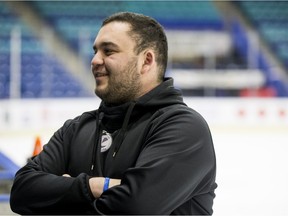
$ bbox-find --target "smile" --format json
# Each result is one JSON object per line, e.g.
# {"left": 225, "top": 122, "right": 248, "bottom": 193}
{"left": 94, "top": 72, "right": 108, "bottom": 77}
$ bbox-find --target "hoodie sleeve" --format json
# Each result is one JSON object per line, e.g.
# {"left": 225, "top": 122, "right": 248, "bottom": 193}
{"left": 94, "top": 107, "right": 217, "bottom": 215}
{"left": 9, "top": 118, "right": 95, "bottom": 215}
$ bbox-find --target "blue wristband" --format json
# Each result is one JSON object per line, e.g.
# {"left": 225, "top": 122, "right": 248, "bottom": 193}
{"left": 103, "top": 177, "right": 110, "bottom": 192}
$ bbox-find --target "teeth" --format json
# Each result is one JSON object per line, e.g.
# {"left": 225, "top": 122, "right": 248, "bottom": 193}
{"left": 95, "top": 73, "right": 107, "bottom": 77}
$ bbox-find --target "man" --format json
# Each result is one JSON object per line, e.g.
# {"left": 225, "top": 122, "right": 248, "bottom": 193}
{"left": 10, "top": 12, "right": 217, "bottom": 215}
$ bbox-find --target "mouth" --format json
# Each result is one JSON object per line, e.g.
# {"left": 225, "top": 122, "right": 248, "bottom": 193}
{"left": 95, "top": 73, "right": 107, "bottom": 77}
{"left": 94, "top": 72, "right": 109, "bottom": 78}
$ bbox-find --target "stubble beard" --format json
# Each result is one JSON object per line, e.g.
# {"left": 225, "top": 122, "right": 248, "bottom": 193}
{"left": 95, "top": 59, "right": 141, "bottom": 104}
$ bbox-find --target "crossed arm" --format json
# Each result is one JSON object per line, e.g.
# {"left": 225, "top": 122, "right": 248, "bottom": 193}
{"left": 63, "top": 174, "right": 121, "bottom": 198}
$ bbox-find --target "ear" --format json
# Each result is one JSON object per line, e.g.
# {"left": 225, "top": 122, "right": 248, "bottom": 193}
{"left": 141, "top": 50, "right": 155, "bottom": 74}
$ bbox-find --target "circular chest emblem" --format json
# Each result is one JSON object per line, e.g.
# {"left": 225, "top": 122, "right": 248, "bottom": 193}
{"left": 101, "top": 130, "right": 112, "bottom": 152}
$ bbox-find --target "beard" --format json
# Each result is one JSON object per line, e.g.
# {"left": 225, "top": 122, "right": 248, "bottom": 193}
{"left": 95, "top": 58, "right": 141, "bottom": 104}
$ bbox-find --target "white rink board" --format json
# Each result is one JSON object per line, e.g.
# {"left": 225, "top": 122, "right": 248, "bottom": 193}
{"left": 0, "top": 97, "right": 288, "bottom": 216}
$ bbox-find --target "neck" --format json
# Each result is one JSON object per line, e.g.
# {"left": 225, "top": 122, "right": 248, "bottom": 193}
{"left": 138, "top": 79, "right": 162, "bottom": 99}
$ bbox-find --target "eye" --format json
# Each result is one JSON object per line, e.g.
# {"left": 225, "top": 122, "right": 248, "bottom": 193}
{"left": 104, "top": 48, "right": 114, "bottom": 55}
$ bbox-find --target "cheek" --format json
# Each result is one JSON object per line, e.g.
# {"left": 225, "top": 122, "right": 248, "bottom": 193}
{"left": 105, "top": 56, "right": 122, "bottom": 70}
{"left": 106, "top": 57, "right": 126, "bottom": 72}
{"left": 106, "top": 54, "right": 139, "bottom": 75}
{"left": 103, "top": 60, "right": 117, "bottom": 76}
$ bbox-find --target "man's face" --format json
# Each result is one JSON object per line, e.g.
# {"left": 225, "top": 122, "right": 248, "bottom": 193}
{"left": 91, "top": 21, "right": 142, "bottom": 104}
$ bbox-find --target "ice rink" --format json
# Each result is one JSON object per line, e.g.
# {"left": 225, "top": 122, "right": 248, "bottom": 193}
{"left": 1, "top": 97, "right": 287, "bottom": 215}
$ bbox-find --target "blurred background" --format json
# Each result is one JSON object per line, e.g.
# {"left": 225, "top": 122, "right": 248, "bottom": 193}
{"left": 0, "top": 1, "right": 287, "bottom": 215}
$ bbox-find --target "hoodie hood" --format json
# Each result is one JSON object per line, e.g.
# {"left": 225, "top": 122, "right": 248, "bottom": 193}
{"left": 98, "top": 77, "right": 185, "bottom": 132}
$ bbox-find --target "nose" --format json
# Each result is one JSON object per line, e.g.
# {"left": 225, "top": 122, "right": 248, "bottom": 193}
{"left": 91, "top": 52, "right": 104, "bottom": 68}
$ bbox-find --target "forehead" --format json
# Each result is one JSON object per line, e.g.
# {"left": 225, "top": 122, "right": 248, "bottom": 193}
{"left": 94, "top": 22, "right": 134, "bottom": 49}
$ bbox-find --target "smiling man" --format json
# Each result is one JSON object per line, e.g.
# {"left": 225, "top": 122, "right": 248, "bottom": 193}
{"left": 92, "top": 22, "right": 142, "bottom": 104}
{"left": 10, "top": 12, "right": 217, "bottom": 215}
{"left": 92, "top": 16, "right": 164, "bottom": 104}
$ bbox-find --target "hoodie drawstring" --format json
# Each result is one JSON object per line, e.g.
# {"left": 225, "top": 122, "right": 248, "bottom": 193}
{"left": 90, "top": 111, "right": 104, "bottom": 175}
{"left": 112, "top": 101, "right": 136, "bottom": 157}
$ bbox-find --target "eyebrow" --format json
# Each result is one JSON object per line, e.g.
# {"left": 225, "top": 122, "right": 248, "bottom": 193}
{"left": 93, "top": 42, "right": 120, "bottom": 51}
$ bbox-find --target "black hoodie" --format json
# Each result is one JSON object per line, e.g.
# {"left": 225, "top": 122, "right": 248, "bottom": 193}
{"left": 10, "top": 78, "right": 217, "bottom": 215}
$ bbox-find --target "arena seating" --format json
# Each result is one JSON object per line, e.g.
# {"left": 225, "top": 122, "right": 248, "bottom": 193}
{"left": 0, "top": 2, "right": 91, "bottom": 98}
{"left": 1, "top": 1, "right": 225, "bottom": 99}
{"left": 1, "top": 1, "right": 287, "bottom": 98}
{"left": 235, "top": 1, "right": 288, "bottom": 72}
{"left": 29, "top": 1, "right": 224, "bottom": 63}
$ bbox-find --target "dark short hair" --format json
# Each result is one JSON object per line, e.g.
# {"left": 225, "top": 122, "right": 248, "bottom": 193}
{"left": 102, "top": 12, "right": 168, "bottom": 81}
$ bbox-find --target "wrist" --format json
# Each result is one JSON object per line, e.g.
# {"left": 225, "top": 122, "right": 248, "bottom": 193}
{"left": 89, "top": 177, "right": 104, "bottom": 198}
{"left": 103, "top": 177, "right": 110, "bottom": 192}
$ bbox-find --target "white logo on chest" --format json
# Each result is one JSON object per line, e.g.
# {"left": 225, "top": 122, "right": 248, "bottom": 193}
{"left": 101, "top": 130, "right": 112, "bottom": 152}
